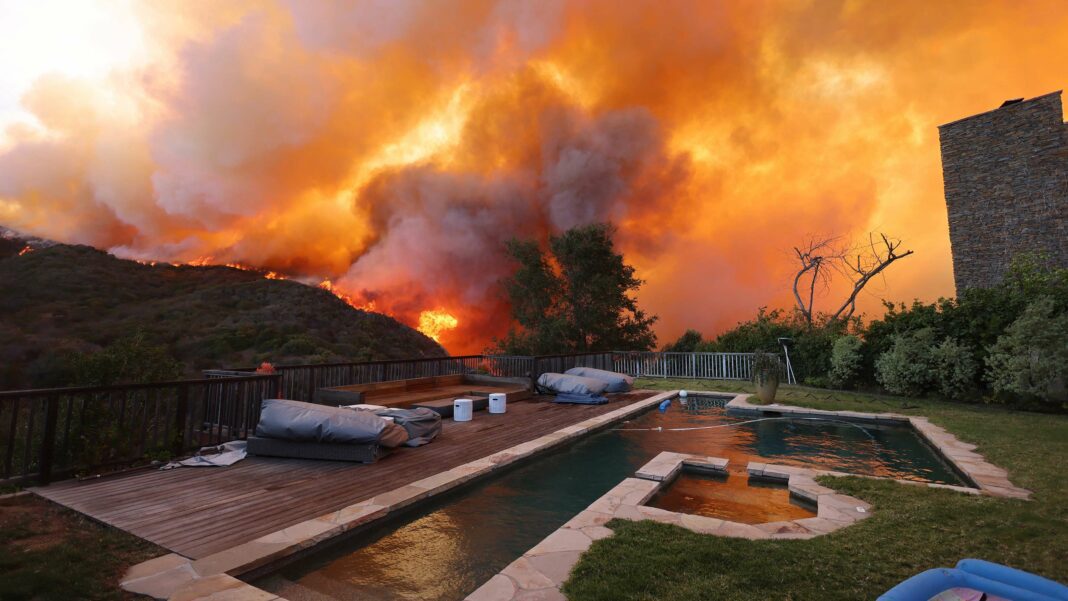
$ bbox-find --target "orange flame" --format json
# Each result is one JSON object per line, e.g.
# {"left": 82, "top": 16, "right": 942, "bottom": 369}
{"left": 17, "top": 245, "right": 33, "bottom": 256}
{"left": 318, "top": 278, "right": 376, "bottom": 312}
{"left": 417, "top": 309, "right": 459, "bottom": 343}
{"left": 1, "top": 2, "right": 1065, "bottom": 354}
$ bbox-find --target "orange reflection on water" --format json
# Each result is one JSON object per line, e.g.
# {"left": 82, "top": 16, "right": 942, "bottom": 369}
{"left": 649, "top": 472, "right": 816, "bottom": 524}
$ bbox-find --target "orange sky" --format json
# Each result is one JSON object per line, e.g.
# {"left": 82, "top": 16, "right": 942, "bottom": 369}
{"left": 1, "top": 0, "right": 1066, "bottom": 353}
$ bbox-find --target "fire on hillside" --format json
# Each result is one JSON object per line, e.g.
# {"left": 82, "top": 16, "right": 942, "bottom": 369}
{"left": 1, "top": 2, "right": 1064, "bottom": 353}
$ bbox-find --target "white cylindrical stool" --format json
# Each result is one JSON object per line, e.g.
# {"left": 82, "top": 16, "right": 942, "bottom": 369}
{"left": 488, "top": 393, "right": 507, "bottom": 414}
{"left": 453, "top": 398, "right": 474, "bottom": 422}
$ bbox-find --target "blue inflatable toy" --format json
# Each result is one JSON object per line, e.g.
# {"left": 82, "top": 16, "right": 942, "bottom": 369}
{"left": 878, "top": 559, "right": 1068, "bottom": 601}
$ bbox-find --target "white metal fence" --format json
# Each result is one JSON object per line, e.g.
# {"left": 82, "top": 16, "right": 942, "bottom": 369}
{"left": 611, "top": 351, "right": 795, "bottom": 384}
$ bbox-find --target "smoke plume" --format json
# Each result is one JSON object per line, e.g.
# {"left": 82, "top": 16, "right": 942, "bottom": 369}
{"left": 1, "top": 0, "right": 1065, "bottom": 351}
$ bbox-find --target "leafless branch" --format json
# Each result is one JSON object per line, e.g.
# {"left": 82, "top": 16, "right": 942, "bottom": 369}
{"left": 829, "top": 233, "right": 914, "bottom": 322}
{"left": 791, "top": 236, "right": 842, "bottom": 325}
{"left": 790, "top": 232, "right": 913, "bottom": 325}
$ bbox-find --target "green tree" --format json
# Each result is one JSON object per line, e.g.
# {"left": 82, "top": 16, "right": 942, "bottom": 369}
{"left": 664, "top": 329, "right": 704, "bottom": 352}
{"left": 493, "top": 223, "right": 657, "bottom": 354}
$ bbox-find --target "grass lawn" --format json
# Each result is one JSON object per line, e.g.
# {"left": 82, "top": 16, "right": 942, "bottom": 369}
{"left": 0, "top": 493, "right": 163, "bottom": 600}
{"left": 563, "top": 379, "right": 1068, "bottom": 600}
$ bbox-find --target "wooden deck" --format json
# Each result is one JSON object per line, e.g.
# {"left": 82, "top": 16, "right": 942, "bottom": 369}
{"left": 33, "top": 393, "right": 654, "bottom": 559}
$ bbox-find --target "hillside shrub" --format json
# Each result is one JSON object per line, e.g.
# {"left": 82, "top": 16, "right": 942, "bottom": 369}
{"left": 828, "top": 335, "right": 864, "bottom": 389}
{"left": 986, "top": 296, "right": 1068, "bottom": 407}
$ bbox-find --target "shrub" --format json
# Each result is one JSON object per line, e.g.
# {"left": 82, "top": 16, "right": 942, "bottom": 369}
{"left": 931, "top": 338, "right": 977, "bottom": 400}
{"left": 875, "top": 328, "right": 937, "bottom": 396}
{"left": 71, "top": 333, "right": 182, "bottom": 386}
{"left": 828, "top": 335, "right": 864, "bottom": 389}
{"left": 700, "top": 308, "right": 848, "bottom": 383}
{"left": 986, "top": 296, "right": 1068, "bottom": 406}
{"left": 279, "top": 334, "right": 320, "bottom": 356}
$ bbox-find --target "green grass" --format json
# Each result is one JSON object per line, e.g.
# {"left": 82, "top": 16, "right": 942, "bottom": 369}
{"left": 0, "top": 494, "right": 162, "bottom": 600}
{"left": 562, "top": 378, "right": 1068, "bottom": 600}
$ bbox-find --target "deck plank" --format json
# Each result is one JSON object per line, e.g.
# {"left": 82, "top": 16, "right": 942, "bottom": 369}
{"left": 34, "top": 393, "right": 654, "bottom": 559}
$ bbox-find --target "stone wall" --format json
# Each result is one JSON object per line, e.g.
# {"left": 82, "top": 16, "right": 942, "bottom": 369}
{"left": 938, "top": 91, "right": 1068, "bottom": 292}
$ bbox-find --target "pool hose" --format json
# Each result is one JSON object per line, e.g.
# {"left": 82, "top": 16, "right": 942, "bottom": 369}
{"left": 612, "top": 416, "right": 878, "bottom": 440}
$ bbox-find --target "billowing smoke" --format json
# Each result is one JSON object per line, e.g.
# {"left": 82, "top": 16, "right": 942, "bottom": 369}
{"left": 1, "top": 1, "right": 1066, "bottom": 351}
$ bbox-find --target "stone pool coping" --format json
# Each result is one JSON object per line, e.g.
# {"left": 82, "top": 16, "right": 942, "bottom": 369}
{"left": 465, "top": 393, "right": 1033, "bottom": 601}
{"left": 467, "top": 452, "right": 876, "bottom": 601}
{"left": 724, "top": 394, "right": 1031, "bottom": 499}
{"left": 118, "top": 390, "right": 678, "bottom": 600}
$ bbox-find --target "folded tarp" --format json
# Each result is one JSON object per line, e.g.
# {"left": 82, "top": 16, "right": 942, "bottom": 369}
{"left": 537, "top": 372, "right": 609, "bottom": 396}
{"left": 256, "top": 398, "right": 389, "bottom": 444}
{"left": 553, "top": 392, "right": 609, "bottom": 405}
{"left": 564, "top": 367, "right": 634, "bottom": 392}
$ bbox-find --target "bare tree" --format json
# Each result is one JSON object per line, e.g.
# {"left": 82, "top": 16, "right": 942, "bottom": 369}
{"left": 791, "top": 236, "right": 842, "bottom": 325}
{"left": 791, "top": 232, "right": 913, "bottom": 325}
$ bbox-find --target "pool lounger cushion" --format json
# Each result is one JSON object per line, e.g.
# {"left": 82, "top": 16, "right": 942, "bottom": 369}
{"left": 537, "top": 372, "right": 609, "bottom": 396}
{"left": 564, "top": 367, "right": 634, "bottom": 392}
{"left": 411, "top": 396, "right": 488, "bottom": 418}
{"left": 246, "top": 436, "right": 380, "bottom": 463}
{"left": 552, "top": 392, "right": 609, "bottom": 405}
{"left": 256, "top": 398, "right": 390, "bottom": 444}
{"left": 255, "top": 398, "right": 410, "bottom": 449}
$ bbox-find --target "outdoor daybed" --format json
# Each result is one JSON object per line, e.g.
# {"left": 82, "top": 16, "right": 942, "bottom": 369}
{"left": 247, "top": 399, "right": 440, "bottom": 463}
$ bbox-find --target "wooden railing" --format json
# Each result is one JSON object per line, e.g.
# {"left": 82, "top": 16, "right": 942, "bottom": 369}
{"left": 209, "top": 355, "right": 537, "bottom": 404}
{"left": 0, "top": 374, "right": 281, "bottom": 486}
{"left": 5, "top": 350, "right": 796, "bottom": 486}
{"left": 611, "top": 351, "right": 795, "bottom": 383}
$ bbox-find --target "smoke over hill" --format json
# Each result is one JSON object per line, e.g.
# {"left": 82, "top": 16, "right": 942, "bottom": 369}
{"left": 1, "top": 1, "right": 1066, "bottom": 351}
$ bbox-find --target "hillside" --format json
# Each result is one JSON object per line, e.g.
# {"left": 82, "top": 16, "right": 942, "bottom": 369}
{"left": 0, "top": 244, "right": 445, "bottom": 389}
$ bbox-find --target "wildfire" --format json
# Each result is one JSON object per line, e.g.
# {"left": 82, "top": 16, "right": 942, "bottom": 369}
{"left": 318, "top": 279, "right": 375, "bottom": 311}
{"left": 417, "top": 309, "right": 459, "bottom": 343}
{"left": 1, "top": 1, "right": 1065, "bottom": 354}
{"left": 17, "top": 245, "right": 33, "bottom": 256}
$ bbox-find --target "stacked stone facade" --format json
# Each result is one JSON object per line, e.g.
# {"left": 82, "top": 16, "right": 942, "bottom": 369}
{"left": 938, "top": 91, "right": 1067, "bottom": 292}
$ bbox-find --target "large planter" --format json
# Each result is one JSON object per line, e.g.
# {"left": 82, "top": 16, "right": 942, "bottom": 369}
{"left": 754, "top": 373, "right": 779, "bottom": 404}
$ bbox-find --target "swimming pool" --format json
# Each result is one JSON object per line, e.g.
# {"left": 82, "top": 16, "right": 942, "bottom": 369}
{"left": 251, "top": 395, "right": 962, "bottom": 601}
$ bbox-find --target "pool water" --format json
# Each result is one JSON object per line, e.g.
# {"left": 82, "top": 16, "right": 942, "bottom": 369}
{"left": 252, "top": 396, "right": 962, "bottom": 601}
{"left": 648, "top": 472, "right": 816, "bottom": 524}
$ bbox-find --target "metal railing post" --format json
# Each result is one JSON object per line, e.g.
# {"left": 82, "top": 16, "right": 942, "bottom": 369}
{"left": 173, "top": 383, "right": 189, "bottom": 456}
{"left": 37, "top": 394, "right": 59, "bottom": 486}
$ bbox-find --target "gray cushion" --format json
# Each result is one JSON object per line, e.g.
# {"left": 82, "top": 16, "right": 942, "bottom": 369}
{"left": 564, "top": 367, "right": 634, "bottom": 392}
{"left": 536, "top": 373, "right": 609, "bottom": 396}
{"left": 255, "top": 398, "right": 387, "bottom": 444}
